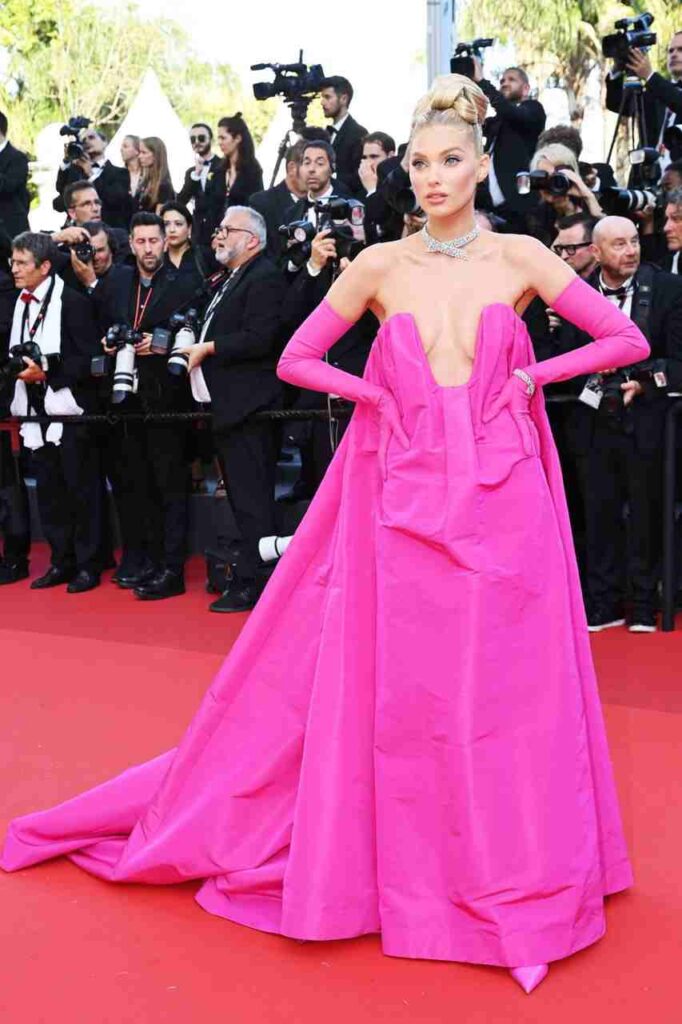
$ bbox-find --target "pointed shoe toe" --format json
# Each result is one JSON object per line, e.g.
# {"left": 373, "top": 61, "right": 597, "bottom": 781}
{"left": 509, "top": 964, "right": 549, "bottom": 994}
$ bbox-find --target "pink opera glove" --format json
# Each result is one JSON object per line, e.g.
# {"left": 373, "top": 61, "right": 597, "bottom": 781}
{"left": 277, "top": 299, "right": 409, "bottom": 476}
{"left": 484, "top": 276, "right": 650, "bottom": 423}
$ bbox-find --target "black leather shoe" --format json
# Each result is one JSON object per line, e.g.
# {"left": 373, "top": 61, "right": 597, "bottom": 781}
{"left": 209, "top": 580, "right": 258, "bottom": 613}
{"left": 115, "top": 566, "right": 158, "bottom": 589}
{"left": 30, "top": 566, "right": 76, "bottom": 590}
{"left": 66, "top": 570, "right": 101, "bottom": 594}
{"left": 134, "top": 569, "right": 185, "bottom": 601}
{"left": 0, "top": 560, "right": 29, "bottom": 585}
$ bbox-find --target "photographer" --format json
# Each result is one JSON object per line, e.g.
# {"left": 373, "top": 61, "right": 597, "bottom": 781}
{"left": 5, "top": 233, "right": 102, "bottom": 592}
{"left": 282, "top": 141, "right": 352, "bottom": 269}
{"left": 525, "top": 143, "right": 604, "bottom": 246}
{"left": 320, "top": 76, "right": 367, "bottom": 195}
{"left": 178, "top": 206, "right": 286, "bottom": 613}
{"left": 249, "top": 139, "right": 307, "bottom": 259}
{"left": 54, "top": 126, "right": 130, "bottom": 230}
{"left": 177, "top": 124, "right": 222, "bottom": 251}
{"left": 471, "top": 63, "right": 546, "bottom": 225}
{"left": 552, "top": 215, "right": 682, "bottom": 633}
{"left": 607, "top": 31, "right": 682, "bottom": 163}
{"left": 53, "top": 181, "right": 130, "bottom": 259}
{"left": 0, "top": 111, "right": 30, "bottom": 238}
{"left": 98, "top": 212, "right": 204, "bottom": 599}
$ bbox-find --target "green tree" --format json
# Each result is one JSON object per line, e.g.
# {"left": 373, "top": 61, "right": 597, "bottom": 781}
{"left": 461, "top": 0, "right": 681, "bottom": 122}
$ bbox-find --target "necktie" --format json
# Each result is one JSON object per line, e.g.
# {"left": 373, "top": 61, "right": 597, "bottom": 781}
{"left": 20, "top": 292, "right": 38, "bottom": 304}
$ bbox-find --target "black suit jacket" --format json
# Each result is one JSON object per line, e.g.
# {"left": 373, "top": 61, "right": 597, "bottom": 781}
{"left": 478, "top": 80, "right": 546, "bottom": 213}
{"left": 98, "top": 262, "right": 205, "bottom": 410}
{"left": 553, "top": 265, "right": 682, "bottom": 453}
{"left": 54, "top": 160, "right": 132, "bottom": 229}
{"left": 0, "top": 143, "right": 30, "bottom": 240}
{"left": 199, "top": 253, "right": 286, "bottom": 432}
{"left": 177, "top": 155, "right": 223, "bottom": 248}
{"left": 330, "top": 114, "right": 367, "bottom": 195}
{"left": 249, "top": 180, "right": 300, "bottom": 259}
{"left": 204, "top": 162, "right": 264, "bottom": 238}
{"left": 606, "top": 73, "right": 682, "bottom": 156}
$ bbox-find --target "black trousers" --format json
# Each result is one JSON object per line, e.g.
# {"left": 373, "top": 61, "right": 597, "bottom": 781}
{"left": 31, "top": 424, "right": 103, "bottom": 573}
{"left": 0, "top": 474, "right": 30, "bottom": 562}
{"left": 574, "top": 427, "right": 662, "bottom": 614}
{"left": 105, "top": 417, "right": 189, "bottom": 573}
{"left": 214, "top": 420, "right": 278, "bottom": 581}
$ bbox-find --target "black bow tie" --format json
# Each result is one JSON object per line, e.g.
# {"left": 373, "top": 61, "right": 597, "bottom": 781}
{"left": 601, "top": 285, "right": 631, "bottom": 299}
{"left": 326, "top": 125, "right": 337, "bottom": 138}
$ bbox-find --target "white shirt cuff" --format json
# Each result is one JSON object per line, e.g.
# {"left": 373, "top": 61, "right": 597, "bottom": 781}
{"left": 306, "top": 261, "right": 323, "bottom": 277}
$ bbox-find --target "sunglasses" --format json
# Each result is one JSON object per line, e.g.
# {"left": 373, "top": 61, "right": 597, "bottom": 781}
{"left": 552, "top": 242, "right": 591, "bottom": 257}
{"left": 190, "top": 134, "right": 210, "bottom": 143}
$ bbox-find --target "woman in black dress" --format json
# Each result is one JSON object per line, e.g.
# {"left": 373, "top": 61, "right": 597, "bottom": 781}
{"left": 206, "top": 113, "right": 263, "bottom": 236}
{"left": 137, "top": 137, "right": 175, "bottom": 215}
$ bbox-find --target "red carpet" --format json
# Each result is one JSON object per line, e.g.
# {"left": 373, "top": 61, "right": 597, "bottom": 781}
{"left": 1, "top": 544, "right": 680, "bottom": 1023}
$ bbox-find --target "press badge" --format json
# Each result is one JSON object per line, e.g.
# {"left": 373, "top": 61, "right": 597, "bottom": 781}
{"left": 579, "top": 374, "right": 603, "bottom": 409}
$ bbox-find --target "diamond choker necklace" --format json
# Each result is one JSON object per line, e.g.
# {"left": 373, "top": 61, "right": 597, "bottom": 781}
{"left": 421, "top": 223, "right": 480, "bottom": 260}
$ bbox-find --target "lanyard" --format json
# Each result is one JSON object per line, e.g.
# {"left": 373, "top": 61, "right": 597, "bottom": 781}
{"left": 21, "top": 276, "right": 56, "bottom": 344}
{"left": 133, "top": 279, "right": 154, "bottom": 330}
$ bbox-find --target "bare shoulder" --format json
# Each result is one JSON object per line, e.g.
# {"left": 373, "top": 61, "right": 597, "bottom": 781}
{"left": 350, "top": 238, "right": 403, "bottom": 275}
{"left": 497, "top": 231, "right": 574, "bottom": 303}
{"left": 497, "top": 232, "right": 550, "bottom": 268}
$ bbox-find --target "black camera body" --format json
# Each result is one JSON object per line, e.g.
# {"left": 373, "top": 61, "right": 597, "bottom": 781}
{"left": 167, "top": 308, "right": 200, "bottom": 377}
{"left": 516, "top": 169, "right": 572, "bottom": 197}
{"left": 72, "top": 240, "right": 94, "bottom": 264}
{"left": 601, "top": 13, "right": 656, "bottom": 74}
{"left": 252, "top": 60, "right": 325, "bottom": 102}
{"left": 599, "top": 185, "right": 657, "bottom": 215}
{"left": 59, "top": 115, "right": 92, "bottom": 163}
{"left": 90, "top": 324, "right": 142, "bottom": 400}
{"left": 280, "top": 197, "right": 365, "bottom": 268}
{"left": 590, "top": 358, "right": 668, "bottom": 426}
{"left": 0, "top": 341, "right": 45, "bottom": 387}
{"left": 450, "top": 38, "right": 494, "bottom": 79}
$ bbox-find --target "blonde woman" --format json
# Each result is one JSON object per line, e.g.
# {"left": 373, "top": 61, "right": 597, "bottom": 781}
{"left": 137, "top": 136, "right": 175, "bottom": 215}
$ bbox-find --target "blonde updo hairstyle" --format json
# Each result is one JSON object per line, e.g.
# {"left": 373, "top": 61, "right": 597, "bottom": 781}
{"left": 410, "top": 74, "right": 488, "bottom": 157}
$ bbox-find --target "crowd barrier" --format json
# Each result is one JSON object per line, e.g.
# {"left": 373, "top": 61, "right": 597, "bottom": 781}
{"left": 2, "top": 395, "right": 680, "bottom": 631}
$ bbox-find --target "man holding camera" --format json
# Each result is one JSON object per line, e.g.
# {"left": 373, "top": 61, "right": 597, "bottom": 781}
{"left": 607, "top": 31, "right": 682, "bottom": 164}
{"left": 178, "top": 205, "right": 286, "bottom": 612}
{"left": 552, "top": 215, "right": 682, "bottom": 632}
{"left": 249, "top": 139, "right": 307, "bottom": 259}
{"left": 6, "top": 233, "right": 103, "bottom": 592}
{"left": 320, "top": 76, "right": 367, "bottom": 195}
{"left": 471, "top": 62, "right": 546, "bottom": 223}
{"left": 54, "top": 126, "right": 130, "bottom": 230}
{"left": 98, "top": 212, "right": 204, "bottom": 599}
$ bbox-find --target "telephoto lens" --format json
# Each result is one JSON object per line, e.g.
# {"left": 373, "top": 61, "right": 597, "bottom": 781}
{"left": 167, "top": 309, "right": 199, "bottom": 377}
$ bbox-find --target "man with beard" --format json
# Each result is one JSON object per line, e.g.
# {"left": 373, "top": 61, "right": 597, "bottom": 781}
{"left": 178, "top": 123, "right": 222, "bottom": 251}
{"left": 178, "top": 205, "right": 286, "bottom": 613}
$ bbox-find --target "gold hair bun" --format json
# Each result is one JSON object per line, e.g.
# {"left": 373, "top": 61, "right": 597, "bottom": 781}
{"left": 413, "top": 74, "right": 488, "bottom": 128}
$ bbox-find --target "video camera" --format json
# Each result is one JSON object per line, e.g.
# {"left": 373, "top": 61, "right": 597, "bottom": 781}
{"left": 450, "top": 38, "right": 494, "bottom": 79}
{"left": 0, "top": 341, "right": 46, "bottom": 388}
{"left": 59, "top": 115, "right": 92, "bottom": 163}
{"left": 251, "top": 60, "right": 325, "bottom": 102}
{"left": 601, "top": 13, "right": 656, "bottom": 74}
{"left": 280, "top": 197, "right": 365, "bottom": 268}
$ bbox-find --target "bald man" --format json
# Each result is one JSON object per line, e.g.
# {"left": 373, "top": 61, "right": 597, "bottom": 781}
{"left": 553, "top": 215, "right": 682, "bottom": 633}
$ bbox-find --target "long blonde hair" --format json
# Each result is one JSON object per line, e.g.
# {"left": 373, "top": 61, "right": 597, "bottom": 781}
{"left": 410, "top": 74, "right": 488, "bottom": 156}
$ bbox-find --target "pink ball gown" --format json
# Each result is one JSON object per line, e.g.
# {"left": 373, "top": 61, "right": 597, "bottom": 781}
{"left": 2, "top": 292, "right": 639, "bottom": 970}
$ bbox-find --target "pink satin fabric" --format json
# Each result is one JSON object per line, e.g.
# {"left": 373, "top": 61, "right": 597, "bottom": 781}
{"left": 1, "top": 305, "right": 633, "bottom": 968}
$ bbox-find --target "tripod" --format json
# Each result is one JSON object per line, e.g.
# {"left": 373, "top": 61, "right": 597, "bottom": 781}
{"left": 605, "top": 78, "right": 651, "bottom": 186}
{"left": 268, "top": 97, "right": 312, "bottom": 188}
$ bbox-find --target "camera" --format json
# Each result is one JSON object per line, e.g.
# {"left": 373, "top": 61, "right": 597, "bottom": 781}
{"left": 71, "top": 240, "right": 94, "bottom": 264}
{"left": 167, "top": 309, "right": 200, "bottom": 377}
{"left": 0, "top": 341, "right": 45, "bottom": 387}
{"left": 382, "top": 165, "right": 420, "bottom": 216}
{"left": 663, "top": 124, "right": 682, "bottom": 162}
{"left": 280, "top": 197, "right": 365, "bottom": 268}
{"left": 581, "top": 359, "right": 668, "bottom": 423}
{"left": 601, "top": 13, "right": 656, "bottom": 74}
{"left": 516, "top": 169, "right": 572, "bottom": 196}
{"left": 91, "top": 324, "right": 142, "bottom": 404}
{"left": 599, "top": 186, "right": 657, "bottom": 215}
{"left": 450, "top": 38, "right": 495, "bottom": 79}
{"left": 59, "top": 115, "right": 92, "bottom": 163}
{"left": 251, "top": 60, "right": 326, "bottom": 102}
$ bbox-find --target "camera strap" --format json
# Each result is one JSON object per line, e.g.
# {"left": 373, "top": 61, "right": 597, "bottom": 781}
{"left": 21, "top": 275, "right": 56, "bottom": 344}
{"left": 133, "top": 279, "right": 155, "bottom": 331}
{"left": 630, "top": 263, "right": 655, "bottom": 341}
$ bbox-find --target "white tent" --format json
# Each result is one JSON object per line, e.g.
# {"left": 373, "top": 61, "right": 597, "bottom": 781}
{"left": 106, "top": 69, "right": 193, "bottom": 190}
